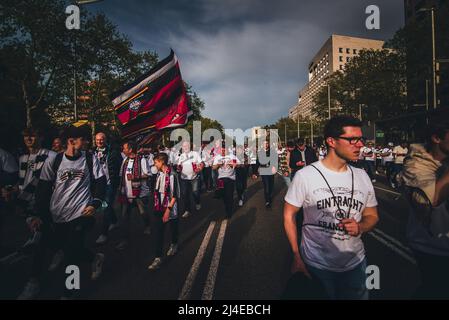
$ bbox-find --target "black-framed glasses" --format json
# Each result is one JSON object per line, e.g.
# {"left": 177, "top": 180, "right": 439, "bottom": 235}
{"left": 335, "top": 136, "right": 366, "bottom": 145}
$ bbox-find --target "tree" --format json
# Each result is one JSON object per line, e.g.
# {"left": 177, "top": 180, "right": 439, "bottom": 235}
{"left": 313, "top": 49, "right": 407, "bottom": 121}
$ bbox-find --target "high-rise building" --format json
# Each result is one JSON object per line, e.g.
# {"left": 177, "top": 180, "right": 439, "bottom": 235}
{"left": 289, "top": 34, "right": 384, "bottom": 120}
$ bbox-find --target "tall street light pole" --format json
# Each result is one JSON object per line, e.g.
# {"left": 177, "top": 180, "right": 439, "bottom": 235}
{"left": 327, "top": 84, "right": 331, "bottom": 119}
{"left": 418, "top": 7, "right": 437, "bottom": 109}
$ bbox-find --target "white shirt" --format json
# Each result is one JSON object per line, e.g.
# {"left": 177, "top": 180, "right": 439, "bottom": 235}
{"left": 284, "top": 161, "right": 378, "bottom": 272}
{"left": 177, "top": 151, "right": 202, "bottom": 180}
{"left": 120, "top": 157, "right": 151, "bottom": 199}
{"left": 40, "top": 152, "right": 105, "bottom": 223}
{"left": 0, "top": 148, "right": 18, "bottom": 174}
{"left": 381, "top": 148, "right": 394, "bottom": 162}
{"left": 361, "top": 147, "right": 376, "bottom": 161}
{"left": 213, "top": 154, "right": 240, "bottom": 180}
{"left": 201, "top": 148, "right": 213, "bottom": 168}
{"left": 393, "top": 146, "right": 408, "bottom": 164}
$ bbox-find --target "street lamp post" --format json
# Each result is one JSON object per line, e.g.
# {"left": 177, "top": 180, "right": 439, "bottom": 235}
{"left": 418, "top": 7, "right": 437, "bottom": 109}
{"left": 327, "top": 84, "right": 331, "bottom": 119}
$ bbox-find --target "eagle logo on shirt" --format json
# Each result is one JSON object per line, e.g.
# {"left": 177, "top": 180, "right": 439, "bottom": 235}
{"left": 59, "top": 169, "right": 85, "bottom": 182}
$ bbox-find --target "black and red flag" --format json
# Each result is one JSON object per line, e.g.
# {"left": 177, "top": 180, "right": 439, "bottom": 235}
{"left": 111, "top": 49, "right": 192, "bottom": 141}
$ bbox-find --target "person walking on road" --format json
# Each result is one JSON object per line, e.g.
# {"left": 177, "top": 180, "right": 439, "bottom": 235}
{"left": 284, "top": 116, "right": 379, "bottom": 300}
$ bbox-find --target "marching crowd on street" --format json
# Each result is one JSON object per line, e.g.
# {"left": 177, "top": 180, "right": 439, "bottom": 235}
{"left": 0, "top": 111, "right": 448, "bottom": 300}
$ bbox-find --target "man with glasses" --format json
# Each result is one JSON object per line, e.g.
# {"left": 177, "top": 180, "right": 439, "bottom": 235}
{"left": 284, "top": 116, "right": 379, "bottom": 300}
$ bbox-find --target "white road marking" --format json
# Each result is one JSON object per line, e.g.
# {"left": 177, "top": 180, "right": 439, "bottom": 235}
{"left": 374, "top": 186, "right": 401, "bottom": 196}
{"left": 178, "top": 221, "right": 216, "bottom": 300}
{"left": 367, "top": 231, "right": 416, "bottom": 265}
{"left": 372, "top": 228, "right": 413, "bottom": 255}
{"left": 202, "top": 219, "right": 228, "bottom": 300}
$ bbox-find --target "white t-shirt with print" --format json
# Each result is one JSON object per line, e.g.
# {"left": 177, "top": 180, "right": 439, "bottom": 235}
{"left": 120, "top": 157, "right": 151, "bottom": 199}
{"left": 213, "top": 154, "right": 240, "bottom": 180}
{"left": 361, "top": 147, "right": 376, "bottom": 161}
{"left": 40, "top": 152, "right": 105, "bottom": 223}
{"left": 177, "top": 151, "right": 202, "bottom": 180}
{"left": 284, "top": 160, "right": 378, "bottom": 272}
{"left": 381, "top": 148, "right": 394, "bottom": 162}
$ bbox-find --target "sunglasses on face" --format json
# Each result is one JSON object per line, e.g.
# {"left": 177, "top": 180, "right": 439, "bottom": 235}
{"left": 334, "top": 136, "right": 366, "bottom": 145}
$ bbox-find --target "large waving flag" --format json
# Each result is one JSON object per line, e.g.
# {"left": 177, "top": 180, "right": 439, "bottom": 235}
{"left": 111, "top": 50, "right": 192, "bottom": 140}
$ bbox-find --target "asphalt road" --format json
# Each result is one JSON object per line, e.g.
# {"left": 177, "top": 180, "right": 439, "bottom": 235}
{"left": 0, "top": 173, "right": 420, "bottom": 300}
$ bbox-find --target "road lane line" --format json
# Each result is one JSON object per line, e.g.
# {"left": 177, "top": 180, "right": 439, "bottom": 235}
{"left": 374, "top": 186, "right": 401, "bottom": 196}
{"left": 367, "top": 231, "right": 416, "bottom": 265}
{"left": 202, "top": 219, "right": 228, "bottom": 300}
{"left": 372, "top": 228, "right": 413, "bottom": 255}
{"left": 179, "top": 221, "right": 216, "bottom": 300}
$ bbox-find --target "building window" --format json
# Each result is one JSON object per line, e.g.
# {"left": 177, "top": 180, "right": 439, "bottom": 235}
{"left": 346, "top": 48, "right": 350, "bottom": 54}
{"left": 353, "top": 49, "right": 357, "bottom": 54}
{"left": 346, "top": 57, "right": 350, "bottom": 62}
{"left": 339, "top": 56, "right": 343, "bottom": 62}
{"left": 339, "top": 48, "right": 343, "bottom": 53}
{"left": 340, "top": 65, "right": 343, "bottom": 70}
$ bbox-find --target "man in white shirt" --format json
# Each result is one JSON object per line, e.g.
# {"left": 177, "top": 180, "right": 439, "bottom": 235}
{"left": 284, "top": 115, "right": 379, "bottom": 300}
{"left": 380, "top": 142, "right": 395, "bottom": 187}
{"left": 361, "top": 141, "right": 376, "bottom": 182}
{"left": 213, "top": 146, "right": 241, "bottom": 217}
{"left": 178, "top": 141, "right": 204, "bottom": 218}
{"left": 392, "top": 141, "right": 409, "bottom": 188}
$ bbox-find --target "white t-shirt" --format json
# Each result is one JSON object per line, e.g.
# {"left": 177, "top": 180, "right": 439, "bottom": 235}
{"left": 381, "top": 148, "right": 394, "bottom": 162}
{"left": 120, "top": 157, "right": 151, "bottom": 199}
{"left": 177, "top": 151, "right": 202, "bottom": 180}
{"left": 393, "top": 146, "right": 408, "bottom": 164}
{"left": 284, "top": 161, "right": 378, "bottom": 272}
{"left": 0, "top": 148, "right": 18, "bottom": 174}
{"left": 19, "top": 150, "right": 57, "bottom": 192}
{"left": 201, "top": 148, "right": 213, "bottom": 168}
{"left": 361, "top": 147, "right": 376, "bottom": 161}
{"left": 40, "top": 152, "right": 105, "bottom": 223}
{"left": 213, "top": 154, "right": 240, "bottom": 180}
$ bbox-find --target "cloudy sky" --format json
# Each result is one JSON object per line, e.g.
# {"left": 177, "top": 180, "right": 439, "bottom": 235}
{"left": 88, "top": 0, "right": 404, "bottom": 130}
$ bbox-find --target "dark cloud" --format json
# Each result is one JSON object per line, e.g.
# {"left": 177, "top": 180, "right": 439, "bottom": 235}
{"left": 89, "top": 0, "right": 404, "bottom": 129}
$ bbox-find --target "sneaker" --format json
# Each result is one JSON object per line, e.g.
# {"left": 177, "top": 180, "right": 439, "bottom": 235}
{"left": 91, "top": 253, "right": 105, "bottom": 280}
{"left": 371, "top": 179, "right": 376, "bottom": 183}
{"left": 95, "top": 234, "right": 108, "bottom": 245}
{"left": 108, "top": 223, "right": 118, "bottom": 232}
{"left": 238, "top": 199, "right": 243, "bottom": 207}
{"left": 48, "top": 250, "right": 64, "bottom": 272}
{"left": 195, "top": 204, "right": 201, "bottom": 211}
{"left": 17, "top": 279, "right": 40, "bottom": 300}
{"left": 265, "top": 202, "right": 272, "bottom": 208}
{"left": 143, "top": 226, "right": 151, "bottom": 235}
{"left": 115, "top": 240, "right": 128, "bottom": 251}
{"left": 148, "top": 257, "right": 162, "bottom": 270}
{"left": 166, "top": 244, "right": 178, "bottom": 256}
{"left": 182, "top": 211, "right": 191, "bottom": 218}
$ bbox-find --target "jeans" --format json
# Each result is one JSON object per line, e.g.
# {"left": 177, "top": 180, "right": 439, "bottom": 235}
{"left": 201, "top": 166, "right": 213, "bottom": 191}
{"left": 364, "top": 160, "right": 376, "bottom": 180}
{"left": 152, "top": 212, "right": 178, "bottom": 258}
{"left": 391, "top": 163, "right": 404, "bottom": 186}
{"left": 54, "top": 216, "right": 96, "bottom": 296}
{"left": 180, "top": 178, "right": 200, "bottom": 212}
{"left": 384, "top": 161, "right": 393, "bottom": 183}
{"left": 261, "top": 175, "right": 274, "bottom": 203}
{"left": 306, "top": 258, "right": 368, "bottom": 300}
{"left": 120, "top": 197, "right": 150, "bottom": 240}
{"left": 211, "top": 169, "right": 219, "bottom": 189}
{"left": 235, "top": 167, "right": 248, "bottom": 200}
{"left": 101, "top": 184, "right": 118, "bottom": 236}
{"left": 222, "top": 178, "right": 235, "bottom": 217}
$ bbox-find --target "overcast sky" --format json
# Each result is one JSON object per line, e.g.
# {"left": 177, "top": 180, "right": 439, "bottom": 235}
{"left": 88, "top": 0, "right": 404, "bottom": 130}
